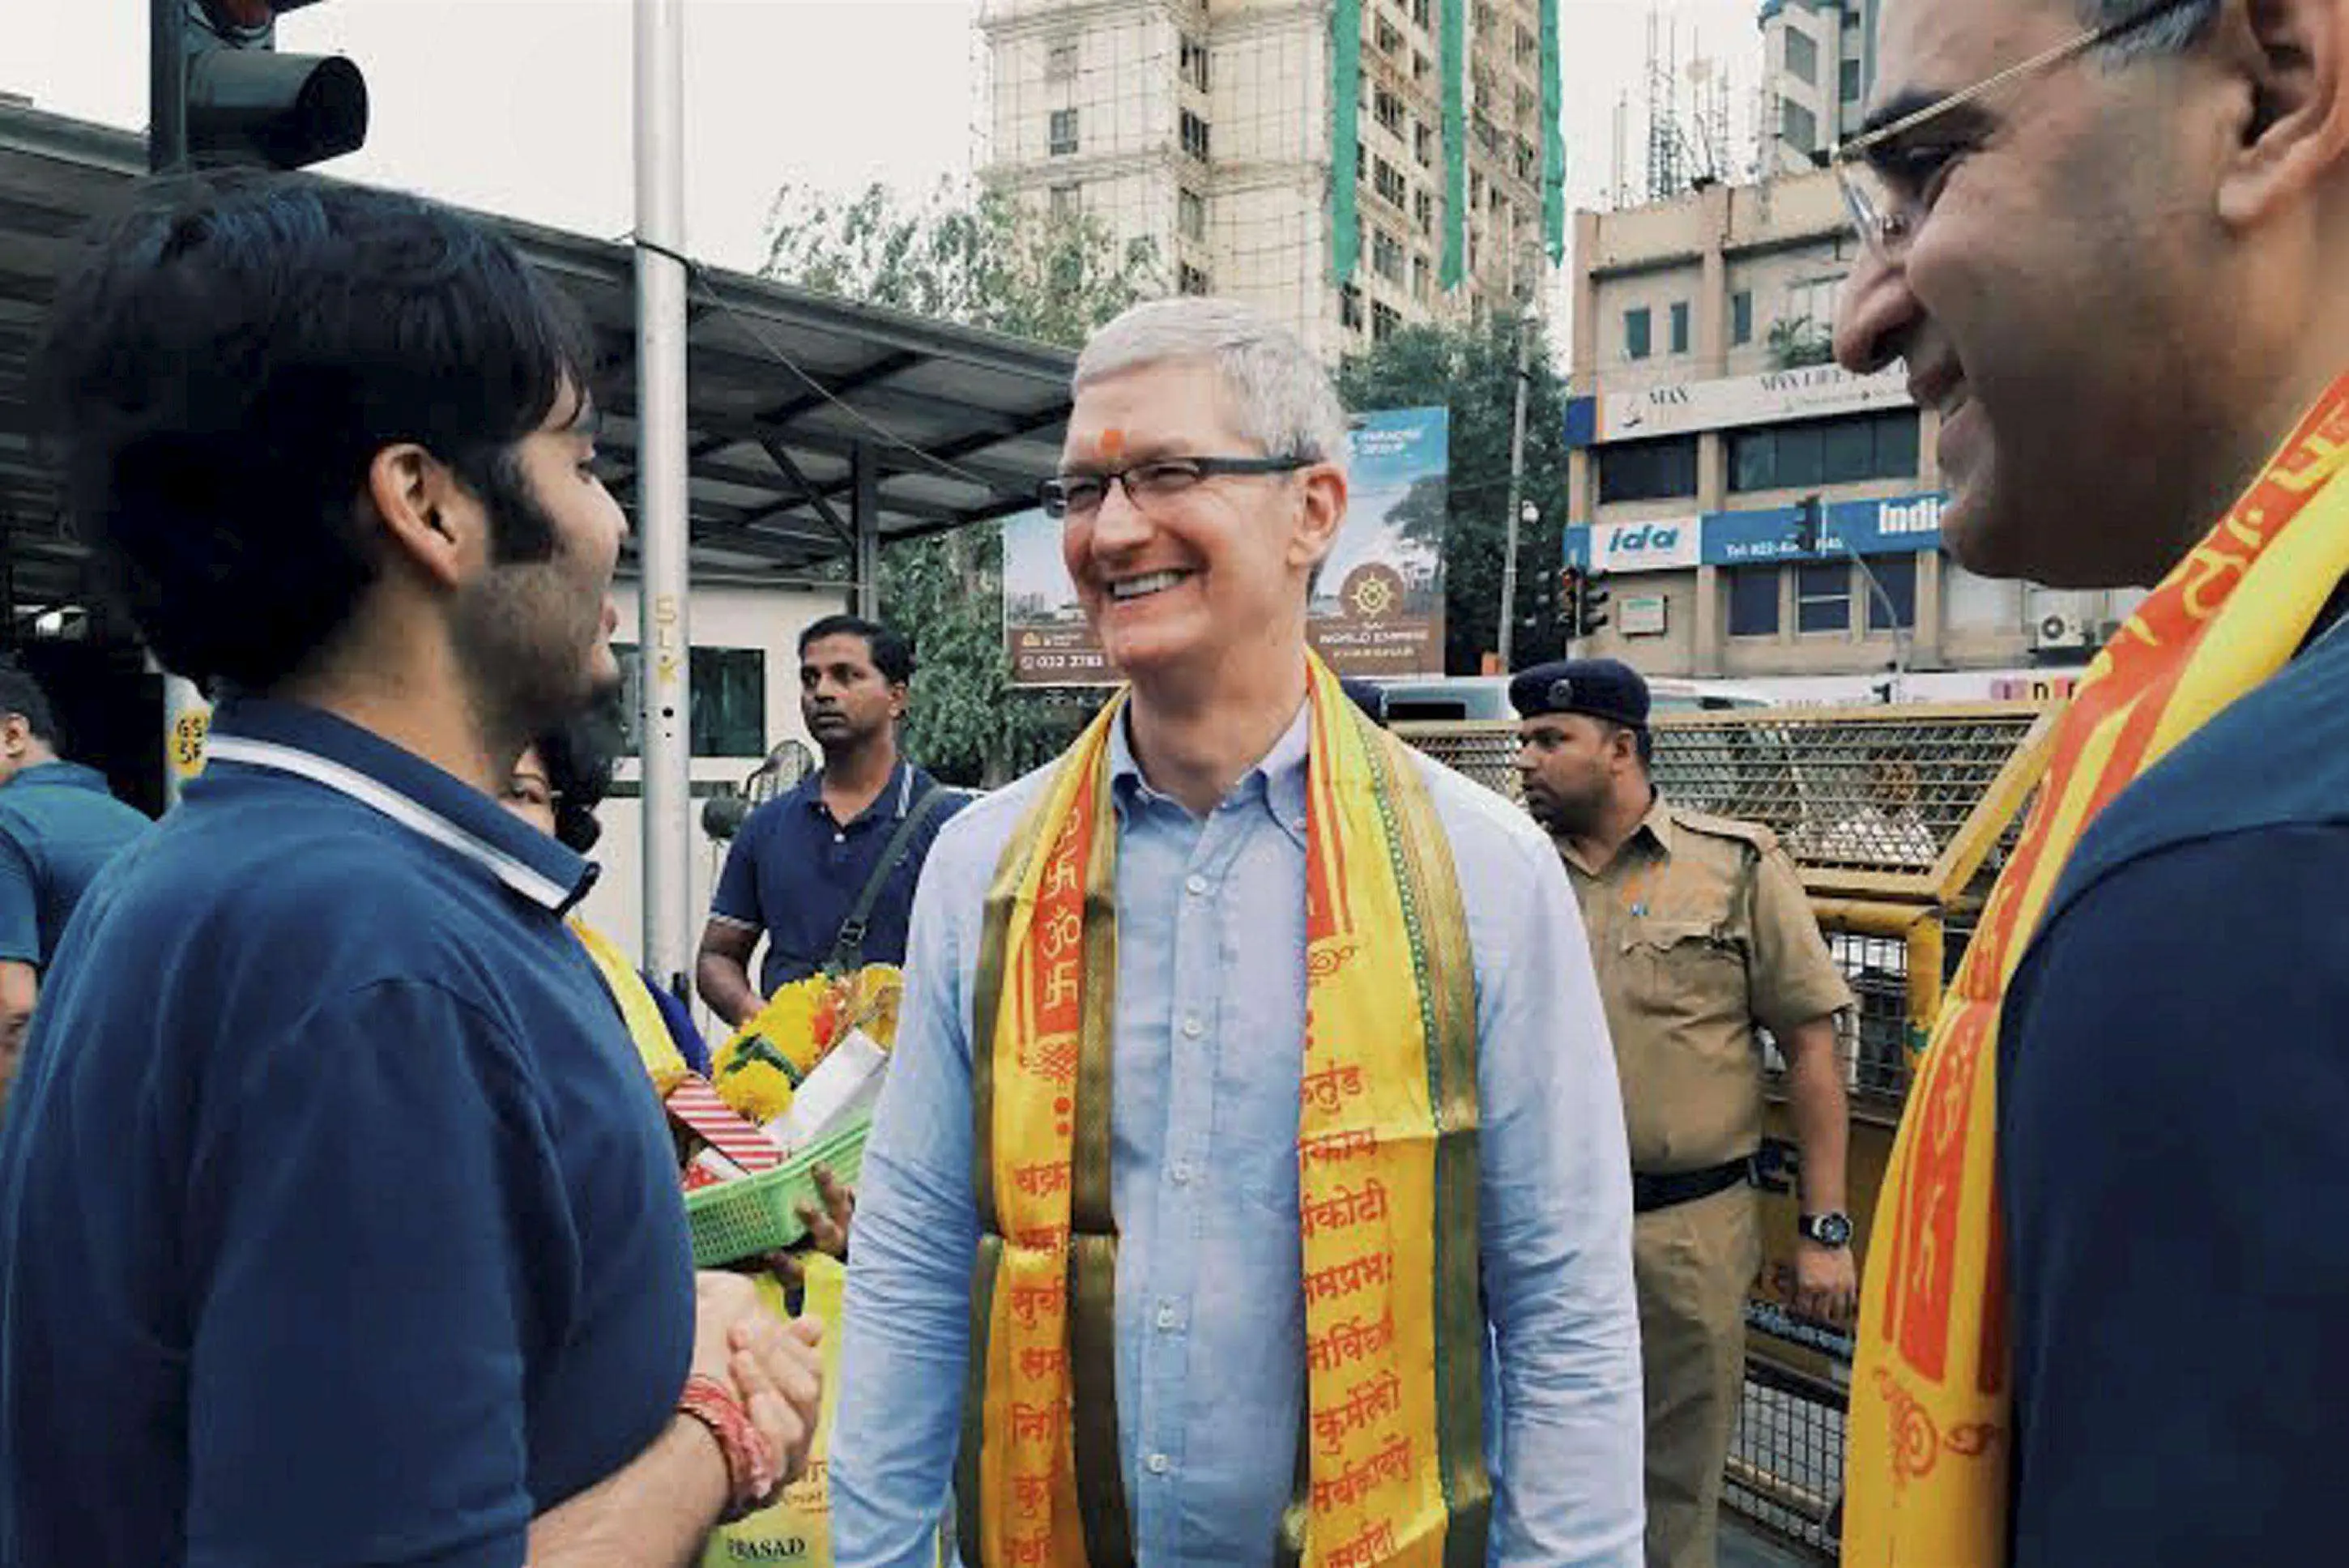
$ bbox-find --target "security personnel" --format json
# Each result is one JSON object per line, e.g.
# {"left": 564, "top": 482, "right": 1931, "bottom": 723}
{"left": 1512, "top": 658, "right": 1853, "bottom": 1568}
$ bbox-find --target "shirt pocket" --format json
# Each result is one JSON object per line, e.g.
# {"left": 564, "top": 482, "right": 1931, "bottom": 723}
{"left": 1620, "top": 914, "right": 1748, "bottom": 1028}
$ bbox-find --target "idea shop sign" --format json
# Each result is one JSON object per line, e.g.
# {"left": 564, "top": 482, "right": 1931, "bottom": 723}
{"left": 1574, "top": 517, "right": 1703, "bottom": 575}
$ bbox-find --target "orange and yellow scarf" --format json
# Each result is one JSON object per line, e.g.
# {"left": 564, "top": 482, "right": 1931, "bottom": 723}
{"left": 1846, "top": 374, "right": 2349, "bottom": 1563}
{"left": 956, "top": 654, "right": 1490, "bottom": 1568}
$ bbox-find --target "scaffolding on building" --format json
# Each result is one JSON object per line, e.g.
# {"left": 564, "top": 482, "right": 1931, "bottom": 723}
{"left": 973, "top": 0, "right": 1559, "bottom": 360}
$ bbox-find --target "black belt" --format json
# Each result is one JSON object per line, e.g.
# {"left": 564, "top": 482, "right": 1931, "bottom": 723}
{"left": 1631, "top": 1157, "right": 1753, "bottom": 1215}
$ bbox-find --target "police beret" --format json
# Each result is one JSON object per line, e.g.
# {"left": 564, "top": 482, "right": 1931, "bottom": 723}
{"left": 1509, "top": 658, "right": 1651, "bottom": 731}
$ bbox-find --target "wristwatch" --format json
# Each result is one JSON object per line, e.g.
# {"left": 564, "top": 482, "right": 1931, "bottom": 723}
{"left": 1798, "top": 1211, "right": 1853, "bottom": 1249}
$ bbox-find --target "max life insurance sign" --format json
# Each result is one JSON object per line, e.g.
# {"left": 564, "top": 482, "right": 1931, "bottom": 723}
{"left": 1001, "top": 407, "right": 1452, "bottom": 685}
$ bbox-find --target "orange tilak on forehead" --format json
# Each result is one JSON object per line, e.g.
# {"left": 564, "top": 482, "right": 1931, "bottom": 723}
{"left": 1088, "top": 428, "right": 1127, "bottom": 463}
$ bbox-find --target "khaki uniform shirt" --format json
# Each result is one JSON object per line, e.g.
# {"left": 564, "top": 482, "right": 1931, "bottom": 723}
{"left": 1562, "top": 793, "right": 1852, "bottom": 1174}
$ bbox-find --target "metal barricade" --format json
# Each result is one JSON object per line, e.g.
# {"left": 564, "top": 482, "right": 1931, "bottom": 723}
{"left": 1398, "top": 700, "right": 2061, "bottom": 1561}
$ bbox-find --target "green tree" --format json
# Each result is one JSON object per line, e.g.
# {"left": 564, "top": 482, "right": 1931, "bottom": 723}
{"left": 759, "top": 181, "right": 1162, "bottom": 784}
{"left": 1336, "top": 310, "right": 1572, "bottom": 675}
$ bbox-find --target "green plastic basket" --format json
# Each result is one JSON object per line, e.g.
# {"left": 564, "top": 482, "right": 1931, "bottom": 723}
{"left": 684, "top": 1117, "right": 872, "bottom": 1268}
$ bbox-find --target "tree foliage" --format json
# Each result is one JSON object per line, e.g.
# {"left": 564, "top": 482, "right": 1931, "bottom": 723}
{"left": 759, "top": 181, "right": 1162, "bottom": 785}
{"left": 1336, "top": 311, "right": 1573, "bottom": 675}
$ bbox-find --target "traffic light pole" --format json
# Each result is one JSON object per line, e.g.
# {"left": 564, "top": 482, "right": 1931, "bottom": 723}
{"left": 1495, "top": 312, "right": 1533, "bottom": 672}
{"left": 150, "top": 0, "right": 188, "bottom": 173}
{"left": 634, "top": 0, "right": 695, "bottom": 997}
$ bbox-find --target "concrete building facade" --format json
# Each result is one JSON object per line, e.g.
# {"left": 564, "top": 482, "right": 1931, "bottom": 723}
{"left": 1563, "top": 169, "right": 2141, "bottom": 701}
{"left": 1759, "top": 0, "right": 1878, "bottom": 173}
{"left": 979, "top": 0, "right": 1553, "bottom": 359}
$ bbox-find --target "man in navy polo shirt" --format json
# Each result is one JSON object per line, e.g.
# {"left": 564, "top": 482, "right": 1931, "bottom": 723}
{"left": 1, "top": 175, "right": 821, "bottom": 1568}
{"left": 0, "top": 664, "right": 147, "bottom": 1104}
{"left": 696, "top": 615, "right": 965, "bottom": 1026}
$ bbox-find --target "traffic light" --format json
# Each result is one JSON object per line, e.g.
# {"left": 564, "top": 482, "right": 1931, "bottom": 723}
{"left": 1561, "top": 566, "right": 1610, "bottom": 639}
{"left": 1788, "top": 494, "right": 1824, "bottom": 555}
{"left": 151, "top": 0, "right": 368, "bottom": 174}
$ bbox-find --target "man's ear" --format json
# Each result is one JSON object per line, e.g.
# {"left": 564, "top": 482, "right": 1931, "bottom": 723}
{"left": 0, "top": 715, "right": 26, "bottom": 758}
{"left": 364, "top": 443, "right": 479, "bottom": 591}
{"left": 1289, "top": 463, "right": 1349, "bottom": 573}
{"left": 2215, "top": 0, "right": 2349, "bottom": 228}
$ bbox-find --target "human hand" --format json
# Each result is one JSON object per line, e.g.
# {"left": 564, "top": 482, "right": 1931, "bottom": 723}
{"left": 796, "top": 1165, "right": 855, "bottom": 1260}
{"left": 1793, "top": 1240, "right": 1858, "bottom": 1327}
{"left": 692, "top": 1271, "right": 825, "bottom": 1485}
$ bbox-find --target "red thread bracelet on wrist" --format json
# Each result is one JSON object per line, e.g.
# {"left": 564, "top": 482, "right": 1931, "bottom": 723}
{"left": 677, "top": 1373, "right": 782, "bottom": 1522}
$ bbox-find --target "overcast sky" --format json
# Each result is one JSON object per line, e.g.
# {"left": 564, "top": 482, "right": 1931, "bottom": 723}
{"left": 12, "top": 0, "right": 1766, "bottom": 274}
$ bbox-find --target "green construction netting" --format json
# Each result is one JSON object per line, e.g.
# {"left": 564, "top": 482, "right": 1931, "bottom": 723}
{"left": 1441, "top": 0, "right": 1466, "bottom": 289}
{"left": 1331, "top": 0, "right": 1362, "bottom": 283}
{"left": 1541, "top": 0, "right": 1565, "bottom": 262}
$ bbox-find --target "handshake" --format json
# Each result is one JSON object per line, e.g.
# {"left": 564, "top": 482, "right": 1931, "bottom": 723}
{"left": 686, "top": 1272, "right": 828, "bottom": 1517}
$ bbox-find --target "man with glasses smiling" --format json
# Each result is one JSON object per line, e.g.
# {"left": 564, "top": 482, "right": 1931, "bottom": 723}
{"left": 829, "top": 296, "right": 1643, "bottom": 1567}
{"left": 1834, "top": 1, "right": 2349, "bottom": 1564}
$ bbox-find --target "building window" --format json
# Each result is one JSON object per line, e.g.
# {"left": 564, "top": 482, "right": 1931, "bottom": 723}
{"left": 1376, "top": 16, "right": 1404, "bottom": 55}
{"left": 1413, "top": 254, "right": 1432, "bottom": 300}
{"left": 1785, "top": 29, "right": 1819, "bottom": 85}
{"left": 1413, "top": 49, "right": 1433, "bottom": 83}
{"left": 1372, "top": 300, "right": 1402, "bottom": 342}
{"left": 1179, "top": 262, "right": 1212, "bottom": 296}
{"left": 1341, "top": 283, "right": 1366, "bottom": 332}
{"left": 1180, "top": 109, "right": 1210, "bottom": 161}
{"left": 1180, "top": 35, "right": 1209, "bottom": 92}
{"left": 1412, "top": 0, "right": 1430, "bottom": 26}
{"left": 1373, "top": 228, "right": 1405, "bottom": 283}
{"left": 1728, "top": 567, "right": 1781, "bottom": 638}
{"left": 615, "top": 646, "right": 767, "bottom": 759}
{"left": 1047, "top": 41, "right": 1076, "bottom": 79}
{"left": 1729, "top": 411, "right": 1922, "bottom": 492}
{"left": 1049, "top": 108, "right": 1080, "bottom": 156}
{"left": 1732, "top": 289, "right": 1754, "bottom": 345}
{"left": 1841, "top": 57, "right": 1864, "bottom": 103}
{"left": 1669, "top": 300, "right": 1690, "bottom": 355}
{"left": 1375, "top": 87, "right": 1405, "bottom": 134}
{"left": 1624, "top": 306, "right": 1652, "bottom": 360}
{"left": 1866, "top": 553, "right": 1918, "bottom": 632}
{"left": 1596, "top": 435, "right": 1699, "bottom": 502}
{"left": 1515, "top": 23, "right": 1538, "bottom": 64}
{"left": 1797, "top": 562, "right": 1852, "bottom": 634}
{"left": 1413, "top": 188, "right": 1435, "bottom": 235}
{"left": 1049, "top": 184, "right": 1080, "bottom": 219}
{"left": 1782, "top": 100, "right": 1818, "bottom": 155}
{"left": 1178, "top": 186, "right": 1205, "bottom": 241}
{"left": 1373, "top": 157, "right": 1408, "bottom": 208}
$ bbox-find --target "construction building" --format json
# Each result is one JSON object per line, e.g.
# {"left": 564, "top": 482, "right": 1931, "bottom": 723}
{"left": 1758, "top": 0, "right": 1878, "bottom": 172}
{"left": 978, "top": 0, "right": 1563, "bottom": 360}
{"left": 1562, "top": 168, "right": 2142, "bottom": 703}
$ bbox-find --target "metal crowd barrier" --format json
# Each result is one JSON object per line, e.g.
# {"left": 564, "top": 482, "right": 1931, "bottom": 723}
{"left": 1399, "top": 701, "right": 2061, "bottom": 1560}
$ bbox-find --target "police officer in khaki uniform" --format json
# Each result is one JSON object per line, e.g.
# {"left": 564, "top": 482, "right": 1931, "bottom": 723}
{"left": 1511, "top": 659, "right": 1854, "bottom": 1568}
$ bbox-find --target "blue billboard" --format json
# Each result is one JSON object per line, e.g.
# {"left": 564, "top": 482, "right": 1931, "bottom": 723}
{"left": 1563, "top": 492, "right": 1948, "bottom": 573}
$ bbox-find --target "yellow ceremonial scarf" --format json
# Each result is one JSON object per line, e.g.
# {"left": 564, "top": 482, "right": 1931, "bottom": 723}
{"left": 571, "top": 918, "right": 691, "bottom": 1097}
{"left": 957, "top": 654, "right": 1489, "bottom": 1568}
{"left": 1845, "top": 374, "right": 2349, "bottom": 1564}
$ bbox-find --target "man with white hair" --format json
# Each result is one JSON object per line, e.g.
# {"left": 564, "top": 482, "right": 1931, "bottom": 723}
{"left": 829, "top": 297, "right": 1643, "bottom": 1568}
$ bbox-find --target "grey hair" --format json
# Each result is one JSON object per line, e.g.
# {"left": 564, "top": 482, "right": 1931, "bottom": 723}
{"left": 2080, "top": 0, "right": 2219, "bottom": 61}
{"left": 1073, "top": 297, "right": 1352, "bottom": 472}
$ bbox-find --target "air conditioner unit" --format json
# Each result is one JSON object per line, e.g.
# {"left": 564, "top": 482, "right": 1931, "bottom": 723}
{"left": 2033, "top": 611, "right": 2093, "bottom": 651}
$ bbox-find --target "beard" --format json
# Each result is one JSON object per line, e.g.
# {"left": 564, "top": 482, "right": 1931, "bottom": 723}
{"left": 1527, "top": 778, "right": 1609, "bottom": 839}
{"left": 450, "top": 479, "right": 612, "bottom": 761}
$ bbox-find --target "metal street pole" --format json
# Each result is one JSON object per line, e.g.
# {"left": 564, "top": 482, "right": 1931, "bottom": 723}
{"left": 633, "top": 0, "right": 693, "bottom": 994}
{"left": 150, "top": 0, "right": 188, "bottom": 173}
{"left": 1495, "top": 311, "right": 1533, "bottom": 671}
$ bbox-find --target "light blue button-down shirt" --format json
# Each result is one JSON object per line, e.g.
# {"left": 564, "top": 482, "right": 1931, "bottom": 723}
{"left": 832, "top": 706, "right": 1642, "bottom": 1567}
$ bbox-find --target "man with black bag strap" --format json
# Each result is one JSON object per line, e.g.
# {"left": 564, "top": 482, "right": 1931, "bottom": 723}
{"left": 1514, "top": 658, "right": 1853, "bottom": 1568}
{"left": 697, "top": 616, "right": 966, "bottom": 1026}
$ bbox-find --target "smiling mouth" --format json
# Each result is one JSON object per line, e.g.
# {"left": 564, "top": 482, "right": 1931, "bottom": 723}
{"left": 1109, "top": 569, "right": 1192, "bottom": 603}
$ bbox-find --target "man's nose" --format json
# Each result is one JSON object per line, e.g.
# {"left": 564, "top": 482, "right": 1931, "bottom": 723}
{"left": 1833, "top": 247, "right": 1920, "bottom": 377}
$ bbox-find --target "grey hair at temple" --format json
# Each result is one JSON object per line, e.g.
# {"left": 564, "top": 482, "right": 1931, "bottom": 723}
{"left": 1073, "top": 296, "right": 1352, "bottom": 475}
{"left": 2082, "top": 0, "right": 2219, "bottom": 60}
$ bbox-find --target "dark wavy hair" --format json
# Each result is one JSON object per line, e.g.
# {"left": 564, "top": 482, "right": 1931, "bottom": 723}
{"left": 799, "top": 615, "right": 914, "bottom": 686}
{"left": 532, "top": 708, "right": 623, "bottom": 854}
{"left": 32, "top": 172, "right": 595, "bottom": 692}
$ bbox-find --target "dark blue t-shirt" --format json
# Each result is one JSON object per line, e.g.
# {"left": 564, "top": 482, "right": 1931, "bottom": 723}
{"left": 0, "top": 700, "right": 694, "bottom": 1568}
{"left": 710, "top": 761, "right": 966, "bottom": 994}
{"left": 0, "top": 760, "right": 150, "bottom": 966}
{"left": 1999, "top": 624, "right": 2349, "bottom": 1566}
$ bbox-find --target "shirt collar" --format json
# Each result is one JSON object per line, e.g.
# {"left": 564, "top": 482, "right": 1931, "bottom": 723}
{"left": 1108, "top": 698, "right": 1312, "bottom": 850}
{"left": 202, "top": 697, "right": 596, "bottom": 914}
{"left": 1634, "top": 790, "right": 1676, "bottom": 859}
{"left": 797, "top": 759, "right": 917, "bottom": 823}
{"left": 4, "top": 761, "right": 110, "bottom": 794}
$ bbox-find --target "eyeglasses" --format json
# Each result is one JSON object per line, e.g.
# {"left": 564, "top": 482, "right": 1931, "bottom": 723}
{"left": 1039, "top": 454, "right": 1314, "bottom": 521}
{"left": 1833, "top": 0, "right": 2204, "bottom": 264}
